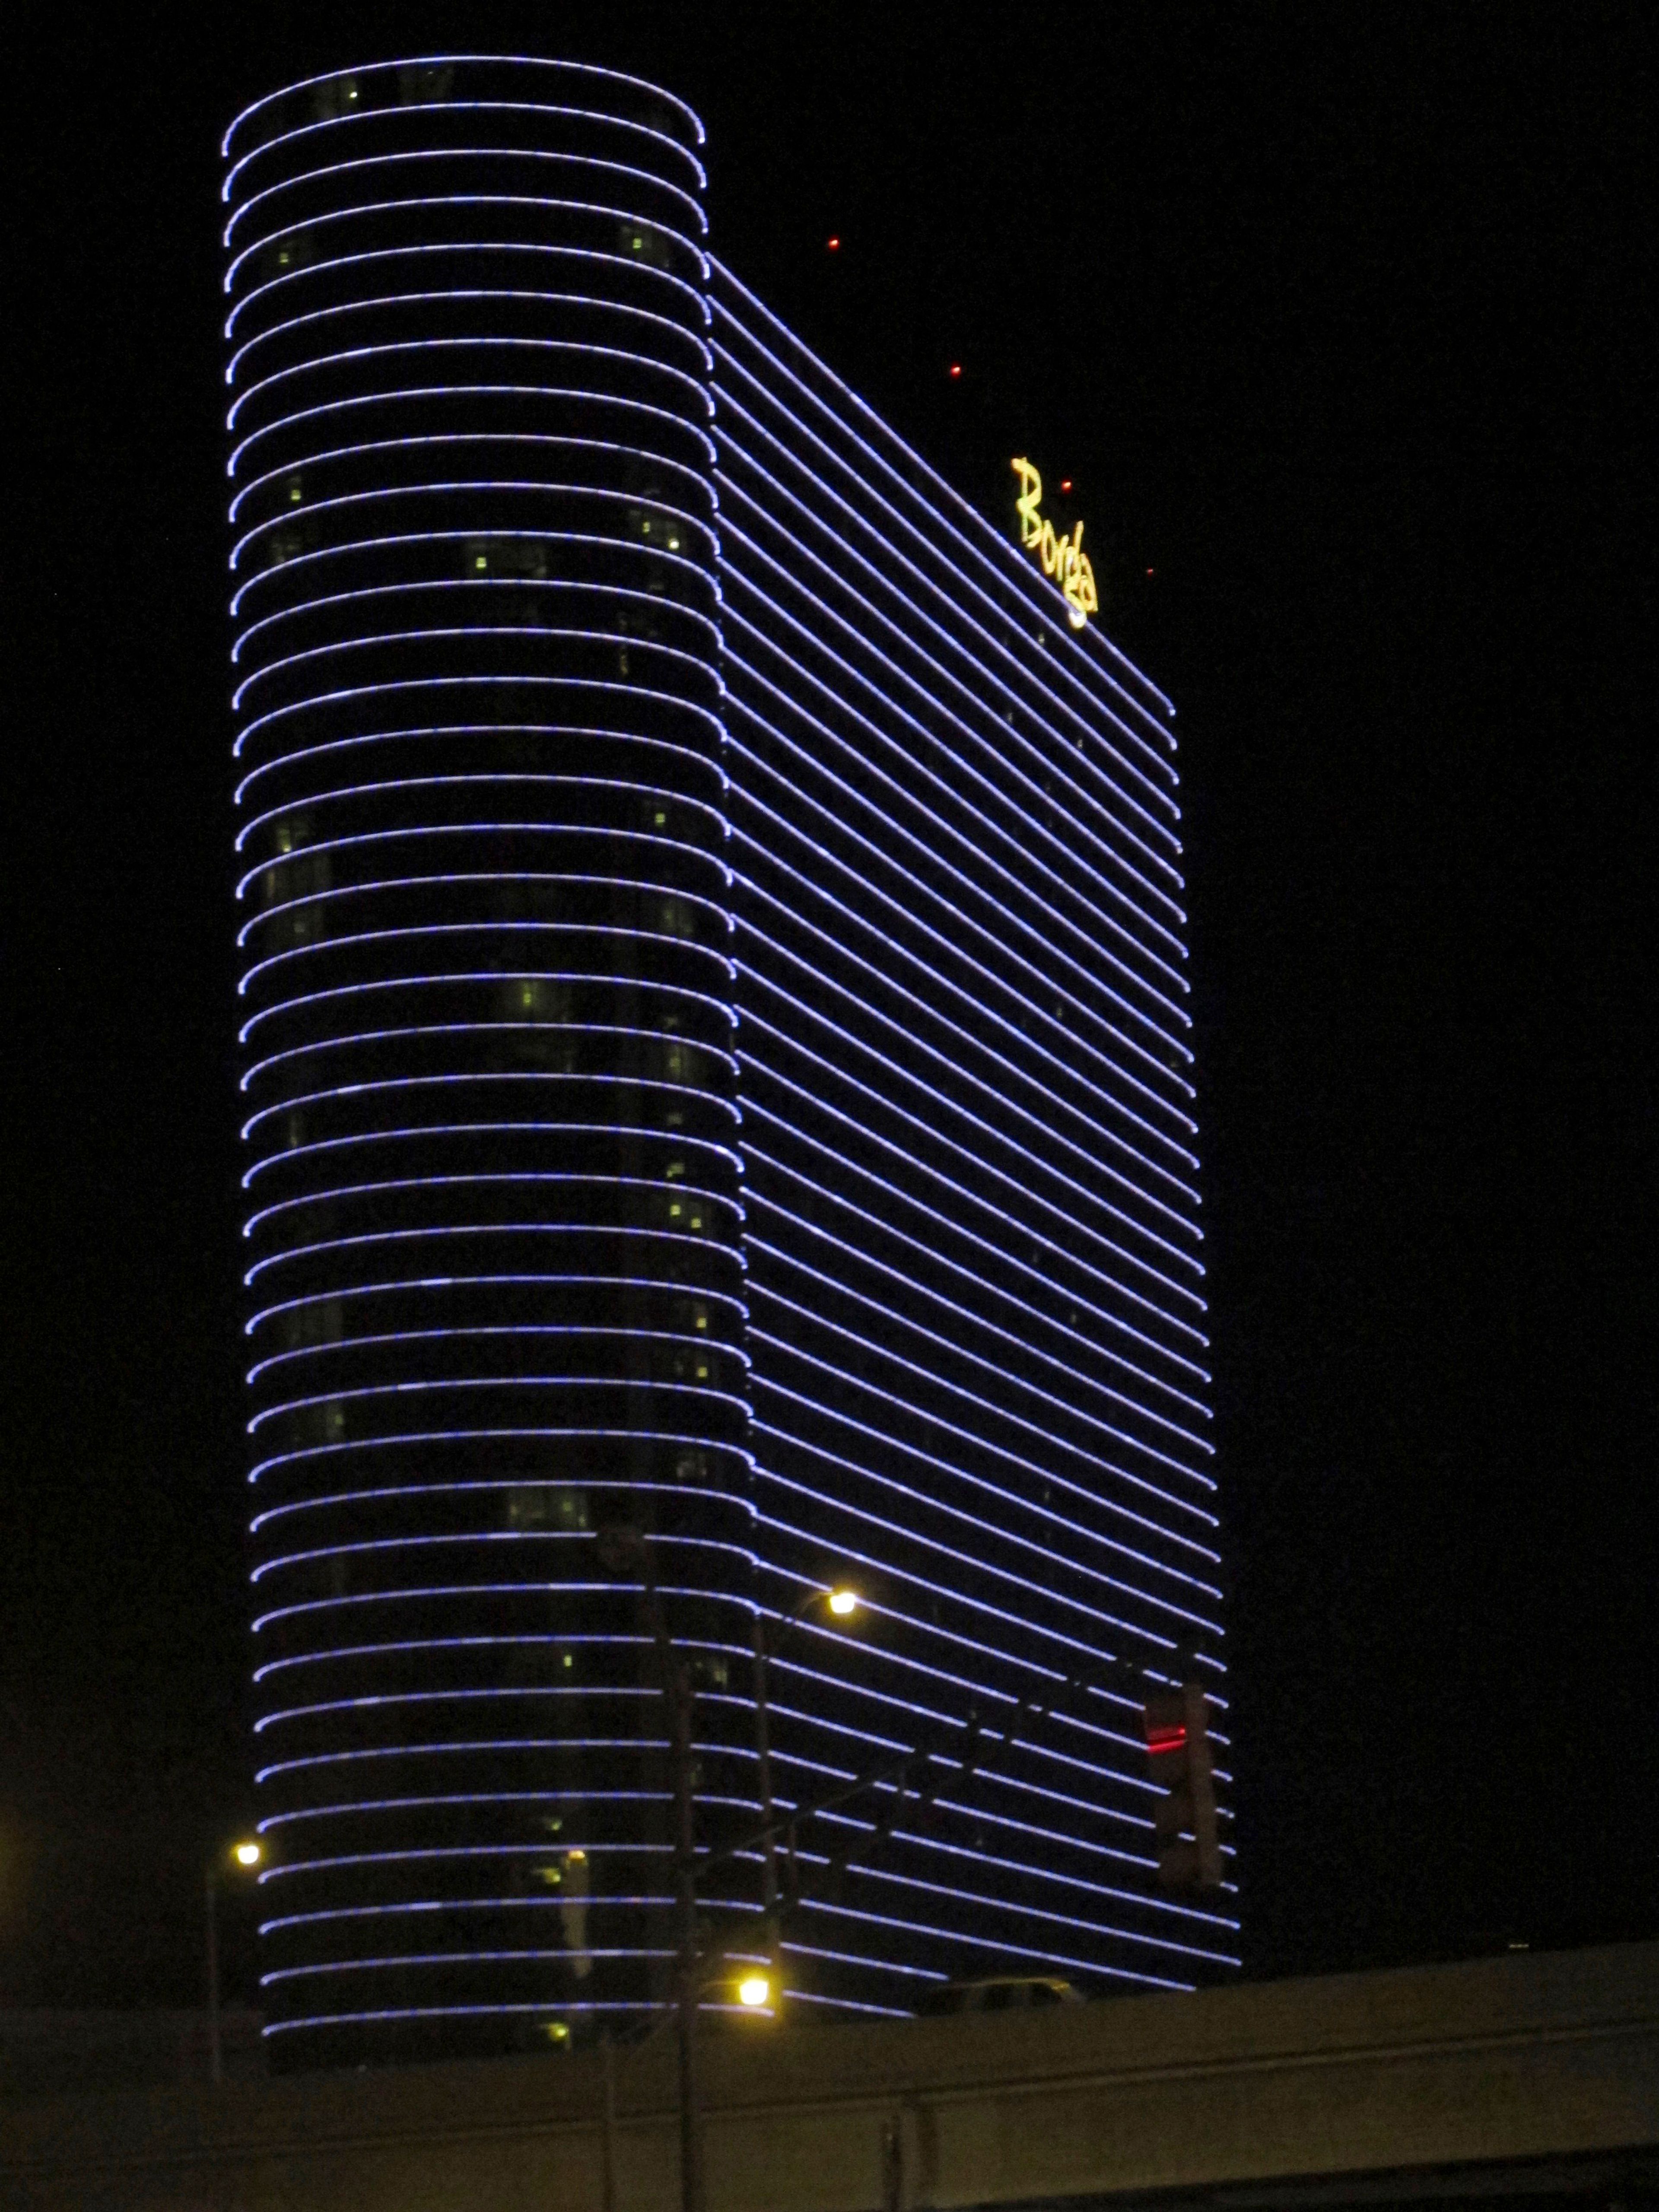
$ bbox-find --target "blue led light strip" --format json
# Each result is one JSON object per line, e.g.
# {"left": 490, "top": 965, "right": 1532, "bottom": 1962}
{"left": 752, "top": 1253, "right": 1210, "bottom": 1478}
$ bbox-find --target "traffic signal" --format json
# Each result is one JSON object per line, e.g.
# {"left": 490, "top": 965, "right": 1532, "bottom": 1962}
{"left": 1142, "top": 1679, "right": 1222, "bottom": 1891}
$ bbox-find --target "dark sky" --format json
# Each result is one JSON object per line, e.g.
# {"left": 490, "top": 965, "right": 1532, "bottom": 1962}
{"left": 5, "top": 6, "right": 1653, "bottom": 2011}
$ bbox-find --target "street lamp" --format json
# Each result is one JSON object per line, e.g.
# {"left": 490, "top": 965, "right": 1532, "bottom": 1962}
{"left": 205, "top": 1837, "right": 261, "bottom": 2085}
{"left": 752, "top": 1582, "right": 861, "bottom": 2018}
{"left": 593, "top": 1526, "right": 863, "bottom": 2212}
{"left": 592, "top": 1522, "right": 708, "bottom": 2212}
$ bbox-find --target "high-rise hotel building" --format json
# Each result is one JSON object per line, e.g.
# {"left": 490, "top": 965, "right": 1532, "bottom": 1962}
{"left": 223, "top": 56, "right": 1233, "bottom": 2069}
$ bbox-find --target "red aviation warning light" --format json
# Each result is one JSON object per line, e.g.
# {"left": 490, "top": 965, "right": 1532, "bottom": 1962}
{"left": 1143, "top": 1679, "right": 1223, "bottom": 1892}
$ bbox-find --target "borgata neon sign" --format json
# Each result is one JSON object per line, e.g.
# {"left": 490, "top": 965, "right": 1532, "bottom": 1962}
{"left": 1011, "top": 458, "right": 1098, "bottom": 630}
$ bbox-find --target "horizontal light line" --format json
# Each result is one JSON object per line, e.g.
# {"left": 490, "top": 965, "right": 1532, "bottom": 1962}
{"left": 738, "top": 1069, "right": 1207, "bottom": 1358}
{"left": 224, "top": 67, "right": 708, "bottom": 174}
{"left": 737, "top": 890, "right": 1201, "bottom": 1224}
{"left": 246, "top": 1371, "right": 750, "bottom": 1438}
{"left": 246, "top": 1267, "right": 748, "bottom": 1338}
{"left": 745, "top": 1141, "right": 1208, "bottom": 1405}
{"left": 247, "top": 1319, "right": 745, "bottom": 1389}
{"left": 225, "top": 236, "right": 712, "bottom": 345}
{"left": 244, "top": 1167, "right": 737, "bottom": 1238}
{"left": 224, "top": 148, "right": 708, "bottom": 251}
{"left": 721, "top": 498, "right": 1185, "bottom": 911}
{"left": 726, "top": 679, "right": 1193, "bottom": 1101}
{"left": 232, "top": 464, "right": 713, "bottom": 578}
{"left": 238, "top": 966, "right": 736, "bottom": 1046}
{"left": 234, "top": 578, "right": 721, "bottom": 671}
{"left": 740, "top": 1005, "right": 1205, "bottom": 1310}
{"left": 232, "top": 616, "right": 719, "bottom": 718}
{"left": 238, "top": 917, "right": 737, "bottom": 1007}
{"left": 247, "top": 1422, "right": 756, "bottom": 1489}
{"left": 750, "top": 1251, "right": 1211, "bottom": 1470}
{"left": 232, "top": 522, "right": 715, "bottom": 623}
{"left": 233, "top": 667, "right": 726, "bottom": 760}
{"left": 251, "top": 1487, "right": 746, "bottom": 1541}
{"left": 723, "top": 613, "right": 1189, "bottom": 1043}
{"left": 226, "top": 187, "right": 711, "bottom": 296}
{"left": 230, "top": 366, "right": 716, "bottom": 481}
{"left": 710, "top": 416, "right": 1182, "bottom": 853}
{"left": 731, "top": 775, "right": 1198, "bottom": 1163}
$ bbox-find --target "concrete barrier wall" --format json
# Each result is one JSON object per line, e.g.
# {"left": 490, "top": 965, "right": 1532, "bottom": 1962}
{"left": 4, "top": 1944, "right": 1656, "bottom": 2211}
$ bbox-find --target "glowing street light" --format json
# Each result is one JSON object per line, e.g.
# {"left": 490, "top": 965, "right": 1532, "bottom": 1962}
{"left": 206, "top": 1834, "right": 264, "bottom": 2085}
{"left": 753, "top": 1578, "right": 863, "bottom": 2021}
{"left": 736, "top": 1972, "right": 772, "bottom": 2009}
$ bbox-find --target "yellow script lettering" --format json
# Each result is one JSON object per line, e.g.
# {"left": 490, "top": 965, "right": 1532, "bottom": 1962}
{"left": 1011, "top": 457, "right": 1098, "bottom": 630}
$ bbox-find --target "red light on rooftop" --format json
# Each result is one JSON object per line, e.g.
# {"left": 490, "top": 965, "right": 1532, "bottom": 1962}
{"left": 826, "top": 235, "right": 840, "bottom": 251}
{"left": 1146, "top": 566, "right": 1156, "bottom": 577}
{"left": 948, "top": 362, "right": 962, "bottom": 378}
{"left": 1059, "top": 479, "right": 1072, "bottom": 493}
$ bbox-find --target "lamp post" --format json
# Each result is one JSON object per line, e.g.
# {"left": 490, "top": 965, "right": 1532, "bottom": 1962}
{"left": 204, "top": 1838, "right": 262, "bottom": 2085}
{"left": 752, "top": 1584, "right": 859, "bottom": 2015}
{"left": 592, "top": 1523, "right": 859, "bottom": 2212}
{"left": 593, "top": 1522, "right": 706, "bottom": 2212}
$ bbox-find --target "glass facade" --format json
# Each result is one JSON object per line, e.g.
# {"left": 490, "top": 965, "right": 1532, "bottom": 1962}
{"left": 223, "top": 55, "right": 1233, "bottom": 2072}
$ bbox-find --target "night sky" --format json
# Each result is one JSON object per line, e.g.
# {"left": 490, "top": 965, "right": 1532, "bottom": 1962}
{"left": 6, "top": 6, "right": 1653, "bottom": 2013}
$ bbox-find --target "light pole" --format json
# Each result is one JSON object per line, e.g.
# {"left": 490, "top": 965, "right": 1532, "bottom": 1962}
{"left": 204, "top": 1837, "right": 261, "bottom": 2085}
{"left": 752, "top": 1584, "right": 860, "bottom": 2015}
{"left": 593, "top": 1522, "right": 706, "bottom": 2212}
{"left": 593, "top": 1525, "right": 865, "bottom": 2212}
